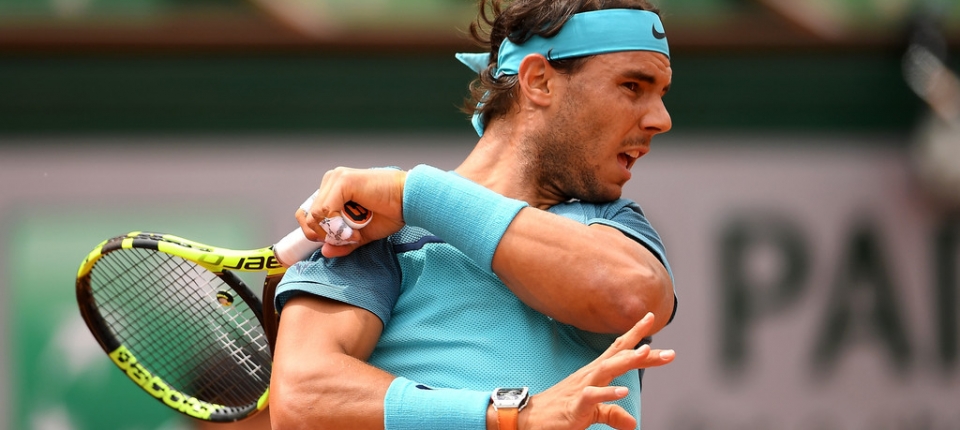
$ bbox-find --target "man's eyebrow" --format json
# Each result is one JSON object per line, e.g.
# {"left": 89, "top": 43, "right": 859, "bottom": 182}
{"left": 624, "top": 70, "right": 657, "bottom": 83}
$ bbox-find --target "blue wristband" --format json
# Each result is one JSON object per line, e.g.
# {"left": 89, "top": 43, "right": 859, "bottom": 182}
{"left": 384, "top": 377, "right": 490, "bottom": 430}
{"left": 403, "top": 165, "right": 528, "bottom": 271}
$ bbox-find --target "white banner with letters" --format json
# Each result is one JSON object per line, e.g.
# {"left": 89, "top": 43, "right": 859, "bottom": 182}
{"left": 635, "top": 136, "right": 960, "bottom": 430}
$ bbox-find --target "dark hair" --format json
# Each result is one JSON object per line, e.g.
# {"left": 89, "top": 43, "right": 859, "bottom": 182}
{"left": 461, "top": 0, "right": 662, "bottom": 126}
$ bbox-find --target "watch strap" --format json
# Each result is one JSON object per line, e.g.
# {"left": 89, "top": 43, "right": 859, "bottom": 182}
{"left": 496, "top": 407, "right": 519, "bottom": 430}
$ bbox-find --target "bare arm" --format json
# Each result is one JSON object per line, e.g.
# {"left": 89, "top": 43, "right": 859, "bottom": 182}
{"left": 493, "top": 207, "right": 674, "bottom": 335}
{"left": 269, "top": 295, "right": 394, "bottom": 430}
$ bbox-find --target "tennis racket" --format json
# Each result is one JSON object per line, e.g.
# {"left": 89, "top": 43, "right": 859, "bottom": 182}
{"left": 75, "top": 201, "right": 371, "bottom": 423}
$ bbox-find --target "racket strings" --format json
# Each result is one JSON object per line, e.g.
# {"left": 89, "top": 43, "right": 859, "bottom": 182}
{"left": 99, "top": 249, "right": 271, "bottom": 402}
{"left": 90, "top": 247, "right": 271, "bottom": 407}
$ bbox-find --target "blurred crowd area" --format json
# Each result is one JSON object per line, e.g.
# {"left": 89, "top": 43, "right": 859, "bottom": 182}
{"left": 0, "top": 0, "right": 958, "bottom": 47}
{"left": 0, "top": 0, "right": 957, "bottom": 136}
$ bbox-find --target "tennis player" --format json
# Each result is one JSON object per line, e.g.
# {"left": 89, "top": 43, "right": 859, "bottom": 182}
{"left": 271, "top": 0, "right": 677, "bottom": 429}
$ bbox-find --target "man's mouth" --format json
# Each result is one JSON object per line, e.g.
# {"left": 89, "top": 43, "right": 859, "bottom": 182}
{"left": 619, "top": 149, "right": 643, "bottom": 169}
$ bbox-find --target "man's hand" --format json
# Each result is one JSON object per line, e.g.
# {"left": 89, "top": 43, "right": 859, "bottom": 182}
{"left": 516, "top": 312, "right": 675, "bottom": 430}
{"left": 297, "top": 167, "right": 407, "bottom": 258}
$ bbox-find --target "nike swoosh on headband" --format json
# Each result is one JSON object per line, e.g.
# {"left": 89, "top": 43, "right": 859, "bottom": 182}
{"left": 652, "top": 25, "right": 666, "bottom": 40}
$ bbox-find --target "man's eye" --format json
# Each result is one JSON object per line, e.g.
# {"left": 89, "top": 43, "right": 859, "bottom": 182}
{"left": 623, "top": 82, "right": 639, "bottom": 92}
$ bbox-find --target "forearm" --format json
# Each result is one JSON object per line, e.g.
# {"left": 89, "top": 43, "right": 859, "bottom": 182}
{"left": 271, "top": 350, "right": 394, "bottom": 429}
{"left": 403, "top": 165, "right": 673, "bottom": 335}
{"left": 493, "top": 208, "right": 673, "bottom": 334}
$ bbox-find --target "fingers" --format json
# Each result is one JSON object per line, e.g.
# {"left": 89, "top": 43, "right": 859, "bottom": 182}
{"left": 652, "top": 347, "right": 676, "bottom": 364}
{"left": 523, "top": 314, "right": 675, "bottom": 430}
{"left": 603, "top": 313, "right": 676, "bottom": 365}
{"left": 315, "top": 168, "right": 339, "bottom": 218}
{"left": 520, "top": 314, "right": 674, "bottom": 430}
{"left": 576, "top": 388, "right": 636, "bottom": 430}
{"left": 600, "top": 312, "right": 656, "bottom": 360}
{"left": 305, "top": 169, "right": 348, "bottom": 236}
{"left": 579, "top": 386, "right": 629, "bottom": 405}
{"left": 594, "top": 402, "right": 637, "bottom": 430}
{"left": 297, "top": 168, "right": 407, "bottom": 259}
{"left": 300, "top": 205, "right": 352, "bottom": 246}
{"left": 302, "top": 168, "right": 366, "bottom": 246}
{"left": 589, "top": 344, "right": 673, "bottom": 391}
{"left": 585, "top": 313, "right": 675, "bottom": 386}
{"left": 295, "top": 208, "right": 323, "bottom": 242}
{"left": 629, "top": 344, "right": 675, "bottom": 369}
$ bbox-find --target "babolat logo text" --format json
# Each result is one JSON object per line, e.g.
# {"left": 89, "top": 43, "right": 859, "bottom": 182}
{"left": 109, "top": 345, "right": 223, "bottom": 419}
{"left": 223, "top": 255, "right": 282, "bottom": 271}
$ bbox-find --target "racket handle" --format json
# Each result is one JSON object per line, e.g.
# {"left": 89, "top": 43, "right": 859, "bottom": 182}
{"left": 299, "top": 191, "right": 373, "bottom": 230}
{"left": 275, "top": 193, "right": 374, "bottom": 267}
{"left": 274, "top": 228, "right": 320, "bottom": 268}
{"left": 341, "top": 201, "right": 373, "bottom": 229}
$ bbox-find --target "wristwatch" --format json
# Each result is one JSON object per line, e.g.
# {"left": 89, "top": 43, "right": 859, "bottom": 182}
{"left": 491, "top": 387, "right": 529, "bottom": 430}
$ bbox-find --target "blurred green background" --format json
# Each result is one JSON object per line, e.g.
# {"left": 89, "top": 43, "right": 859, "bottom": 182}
{"left": 0, "top": 0, "right": 956, "bottom": 135}
{"left": 1, "top": 0, "right": 959, "bottom": 429}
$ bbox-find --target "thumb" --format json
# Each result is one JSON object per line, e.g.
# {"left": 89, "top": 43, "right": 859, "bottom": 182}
{"left": 594, "top": 403, "right": 637, "bottom": 430}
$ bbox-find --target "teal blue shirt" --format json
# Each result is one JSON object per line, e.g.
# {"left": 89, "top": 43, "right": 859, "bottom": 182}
{"left": 276, "top": 198, "right": 674, "bottom": 429}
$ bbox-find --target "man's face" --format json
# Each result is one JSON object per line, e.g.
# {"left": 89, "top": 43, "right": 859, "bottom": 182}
{"left": 531, "top": 50, "right": 672, "bottom": 203}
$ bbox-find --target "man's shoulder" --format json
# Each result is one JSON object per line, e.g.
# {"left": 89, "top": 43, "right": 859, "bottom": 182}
{"left": 548, "top": 198, "right": 644, "bottom": 219}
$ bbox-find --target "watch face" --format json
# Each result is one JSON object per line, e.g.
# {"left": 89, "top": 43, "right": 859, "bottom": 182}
{"left": 498, "top": 389, "right": 524, "bottom": 400}
{"left": 493, "top": 387, "right": 529, "bottom": 408}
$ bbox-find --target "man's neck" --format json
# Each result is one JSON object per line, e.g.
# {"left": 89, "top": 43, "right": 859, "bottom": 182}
{"left": 455, "top": 122, "right": 567, "bottom": 210}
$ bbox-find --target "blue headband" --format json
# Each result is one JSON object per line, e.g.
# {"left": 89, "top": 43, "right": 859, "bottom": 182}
{"left": 456, "top": 9, "right": 670, "bottom": 135}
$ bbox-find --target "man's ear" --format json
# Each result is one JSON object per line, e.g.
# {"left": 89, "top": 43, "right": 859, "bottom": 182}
{"left": 517, "top": 54, "right": 556, "bottom": 107}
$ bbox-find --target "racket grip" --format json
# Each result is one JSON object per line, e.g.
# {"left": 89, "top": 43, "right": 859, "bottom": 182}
{"left": 300, "top": 190, "right": 374, "bottom": 230}
{"left": 276, "top": 193, "right": 374, "bottom": 266}
{"left": 274, "top": 228, "right": 321, "bottom": 268}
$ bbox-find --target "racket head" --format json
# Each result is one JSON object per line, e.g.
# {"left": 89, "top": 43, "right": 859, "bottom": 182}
{"left": 76, "top": 232, "right": 274, "bottom": 422}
